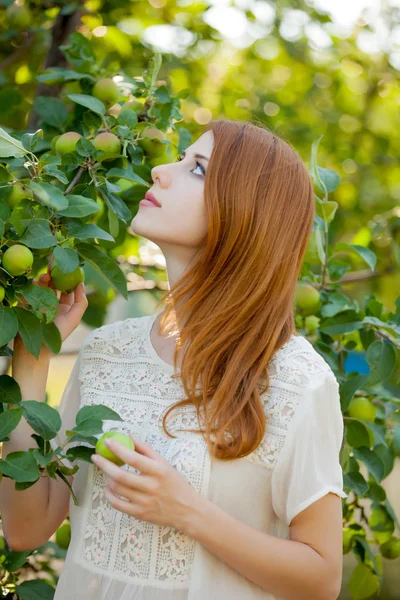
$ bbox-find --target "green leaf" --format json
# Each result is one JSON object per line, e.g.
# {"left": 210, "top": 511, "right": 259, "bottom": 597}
{"left": 343, "top": 471, "right": 369, "bottom": 496}
{"left": 346, "top": 419, "right": 371, "bottom": 448}
{"left": 65, "top": 222, "right": 114, "bottom": 242}
{"left": 66, "top": 93, "right": 106, "bottom": 116}
{"left": 0, "top": 374, "right": 21, "bottom": 404}
{"left": 319, "top": 310, "right": 363, "bottom": 336}
{"left": 0, "top": 450, "right": 40, "bottom": 483}
{"left": 352, "top": 537, "right": 383, "bottom": 584}
{"left": 108, "top": 207, "right": 119, "bottom": 239}
{"left": 19, "top": 220, "right": 57, "bottom": 249}
{"left": 14, "top": 307, "right": 44, "bottom": 359}
{"left": 67, "top": 418, "right": 104, "bottom": 439}
{"left": 334, "top": 242, "right": 377, "bottom": 271}
{"left": 27, "top": 181, "right": 69, "bottom": 211}
{"left": 363, "top": 422, "right": 387, "bottom": 447}
{"left": 76, "top": 404, "right": 123, "bottom": 424}
{"left": 309, "top": 136, "right": 327, "bottom": 196}
{"left": 339, "top": 375, "right": 369, "bottom": 412}
{"left": 366, "top": 340, "right": 397, "bottom": 386}
{"left": 353, "top": 447, "right": 385, "bottom": 483}
{"left": 0, "top": 126, "right": 28, "bottom": 158}
{"left": 21, "top": 400, "right": 62, "bottom": 441}
{"left": 76, "top": 242, "right": 128, "bottom": 299}
{"left": 0, "top": 408, "right": 23, "bottom": 442}
{"left": 107, "top": 166, "right": 149, "bottom": 187}
{"left": 0, "top": 305, "right": 19, "bottom": 346}
{"left": 100, "top": 186, "right": 132, "bottom": 223}
{"left": 18, "top": 283, "right": 58, "bottom": 323}
{"left": 57, "top": 194, "right": 100, "bottom": 218}
{"left": 42, "top": 320, "right": 62, "bottom": 355}
{"left": 316, "top": 166, "right": 340, "bottom": 193}
{"left": 374, "top": 444, "right": 394, "bottom": 479}
{"left": 43, "top": 164, "right": 69, "bottom": 184}
{"left": 53, "top": 246, "right": 80, "bottom": 274}
{"left": 16, "top": 579, "right": 56, "bottom": 600}
{"left": 315, "top": 198, "right": 338, "bottom": 223}
{"left": 4, "top": 550, "right": 30, "bottom": 572}
{"left": 65, "top": 445, "right": 96, "bottom": 463}
{"left": 34, "top": 96, "right": 68, "bottom": 130}
{"left": 364, "top": 482, "right": 386, "bottom": 502}
{"left": 362, "top": 317, "right": 400, "bottom": 344}
{"left": 117, "top": 110, "right": 138, "bottom": 128}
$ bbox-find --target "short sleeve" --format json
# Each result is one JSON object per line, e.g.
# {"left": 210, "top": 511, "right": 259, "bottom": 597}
{"left": 49, "top": 347, "right": 84, "bottom": 467}
{"left": 271, "top": 370, "right": 348, "bottom": 527}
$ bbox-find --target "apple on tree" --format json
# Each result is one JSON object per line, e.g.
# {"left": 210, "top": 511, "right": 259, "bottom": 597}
{"left": 92, "top": 132, "right": 121, "bottom": 161}
{"left": 92, "top": 78, "right": 120, "bottom": 105}
{"left": 295, "top": 282, "right": 322, "bottom": 316}
{"left": 50, "top": 265, "right": 85, "bottom": 294}
{"left": 6, "top": 182, "right": 33, "bottom": 208}
{"left": 2, "top": 244, "right": 34, "bottom": 276}
{"left": 55, "top": 132, "right": 82, "bottom": 155}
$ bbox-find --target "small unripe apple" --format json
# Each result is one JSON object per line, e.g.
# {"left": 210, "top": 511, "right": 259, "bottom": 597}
{"left": 295, "top": 282, "right": 322, "bottom": 316}
{"left": 120, "top": 99, "right": 144, "bottom": 113}
{"left": 305, "top": 315, "right": 320, "bottom": 332}
{"left": 55, "top": 132, "right": 82, "bottom": 155}
{"left": 2, "top": 244, "right": 34, "bottom": 276}
{"left": 55, "top": 522, "right": 71, "bottom": 550}
{"left": 0, "top": 285, "right": 5, "bottom": 303}
{"left": 92, "top": 132, "right": 121, "bottom": 161}
{"left": 138, "top": 127, "right": 167, "bottom": 158}
{"left": 50, "top": 265, "right": 84, "bottom": 293}
{"left": 6, "top": 182, "right": 33, "bottom": 208}
{"left": 92, "top": 78, "right": 119, "bottom": 105}
{"left": 6, "top": 3, "right": 32, "bottom": 29}
{"left": 348, "top": 397, "right": 376, "bottom": 423}
{"left": 95, "top": 431, "right": 135, "bottom": 466}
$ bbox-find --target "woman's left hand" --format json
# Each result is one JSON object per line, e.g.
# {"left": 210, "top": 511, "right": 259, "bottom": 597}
{"left": 91, "top": 436, "right": 204, "bottom": 534}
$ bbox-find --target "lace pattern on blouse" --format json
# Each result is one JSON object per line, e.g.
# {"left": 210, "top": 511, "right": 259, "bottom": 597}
{"left": 74, "top": 315, "right": 337, "bottom": 586}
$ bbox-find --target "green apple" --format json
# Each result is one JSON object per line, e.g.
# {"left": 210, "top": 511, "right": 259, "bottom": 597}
{"left": 138, "top": 127, "right": 167, "bottom": 158}
{"left": 304, "top": 315, "right": 320, "bottom": 333}
{"left": 55, "top": 522, "right": 71, "bottom": 550}
{"left": 295, "top": 282, "right": 321, "bottom": 316}
{"left": 92, "top": 78, "right": 119, "bottom": 105}
{"left": 6, "top": 182, "right": 33, "bottom": 208}
{"left": 0, "top": 285, "right": 5, "bottom": 303}
{"left": 50, "top": 265, "right": 84, "bottom": 293}
{"left": 380, "top": 537, "right": 400, "bottom": 559}
{"left": 342, "top": 527, "right": 353, "bottom": 554}
{"left": 6, "top": 3, "right": 32, "bottom": 29}
{"left": 55, "top": 132, "right": 82, "bottom": 155}
{"left": 2, "top": 244, "right": 34, "bottom": 276}
{"left": 369, "top": 507, "right": 394, "bottom": 544}
{"left": 92, "top": 132, "right": 121, "bottom": 161}
{"left": 348, "top": 397, "right": 376, "bottom": 423}
{"left": 95, "top": 431, "right": 135, "bottom": 466}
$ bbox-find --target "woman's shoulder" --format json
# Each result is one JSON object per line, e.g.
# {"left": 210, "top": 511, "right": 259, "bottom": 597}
{"left": 268, "top": 332, "right": 337, "bottom": 390}
{"left": 81, "top": 314, "right": 150, "bottom": 351}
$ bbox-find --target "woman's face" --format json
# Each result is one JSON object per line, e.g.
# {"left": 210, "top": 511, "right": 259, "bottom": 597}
{"left": 130, "top": 130, "right": 213, "bottom": 252}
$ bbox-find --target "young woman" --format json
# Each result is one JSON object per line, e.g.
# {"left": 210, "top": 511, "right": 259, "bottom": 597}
{"left": 0, "top": 120, "right": 347, "bottom": 600}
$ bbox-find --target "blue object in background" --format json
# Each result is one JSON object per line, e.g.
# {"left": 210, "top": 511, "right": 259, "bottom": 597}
{"left": 343, "top": 351, "right": 370, "bottom": 375}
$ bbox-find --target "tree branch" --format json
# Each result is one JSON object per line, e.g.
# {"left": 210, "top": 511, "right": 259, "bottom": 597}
{"left": 27, "top": 3, "right": 85, "bottom": 130}
{"left": 0, "top": 32, "right": 35, "bottom": 72}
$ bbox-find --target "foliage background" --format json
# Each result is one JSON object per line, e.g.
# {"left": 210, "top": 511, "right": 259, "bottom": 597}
{"left": 0, "top": 0, "right": 399, "bottom": 598}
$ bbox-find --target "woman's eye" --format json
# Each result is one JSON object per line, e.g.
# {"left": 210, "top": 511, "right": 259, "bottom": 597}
{"left": 175, "top": 155, "right": 205, "bottom": 177}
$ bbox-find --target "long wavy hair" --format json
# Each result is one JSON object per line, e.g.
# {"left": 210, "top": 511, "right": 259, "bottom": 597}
{"left": 154, "top": 119, "right": 315, "bottom": 461}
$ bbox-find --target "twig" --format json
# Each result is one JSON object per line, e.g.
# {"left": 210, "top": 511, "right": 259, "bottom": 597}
{"left": 64, "top": 166, "right": 85, "bottom": 195}
{"left": 27, "top": 2, "right": 85, "bottom": 130}
{"left": 0, "top": 32, "right": 35, "bottom": 71}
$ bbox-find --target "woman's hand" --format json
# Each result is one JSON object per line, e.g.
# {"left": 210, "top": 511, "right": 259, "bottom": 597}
{"left": 17, "top": 261, "right": 88, "bottom": 346}
{"left": 91, "top": 436, "right": 204, "bottom": 534}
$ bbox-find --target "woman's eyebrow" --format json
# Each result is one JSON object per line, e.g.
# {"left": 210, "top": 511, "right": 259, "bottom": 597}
{"left": 181, "top": 150, "right": 209, "bottom": 161}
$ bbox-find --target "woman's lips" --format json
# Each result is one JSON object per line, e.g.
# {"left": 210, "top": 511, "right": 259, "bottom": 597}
{"left": 139, "top": 199, "right": 161, "bottom": 207}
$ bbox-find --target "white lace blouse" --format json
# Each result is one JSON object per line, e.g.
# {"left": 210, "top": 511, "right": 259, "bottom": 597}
{"left": 52, "top": 311, "right": 347, "bottom": 600}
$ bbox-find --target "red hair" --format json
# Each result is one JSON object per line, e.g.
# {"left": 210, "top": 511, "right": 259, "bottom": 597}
{"left": 155, "top": 119, "right": 315, "bottom": 460}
